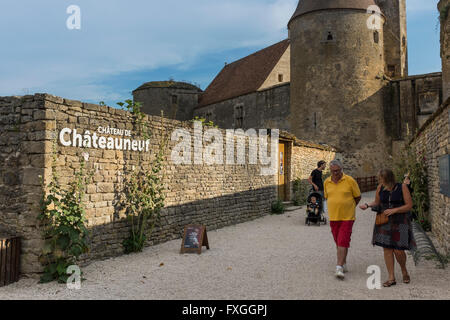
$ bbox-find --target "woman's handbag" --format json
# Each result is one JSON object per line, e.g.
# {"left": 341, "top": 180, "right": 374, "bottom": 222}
{"left": 372, "top": 205, "right": 389, "bottom": 226}
{"left": 372, "top": 185, "right": 397, "bottom": 226}
{"left": 375, "top": 213, "right": 389, "bottom": 226}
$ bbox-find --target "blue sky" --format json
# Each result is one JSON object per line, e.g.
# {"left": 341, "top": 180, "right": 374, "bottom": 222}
{"left": 0, "top": 0, "right": 442, "bottom": 107}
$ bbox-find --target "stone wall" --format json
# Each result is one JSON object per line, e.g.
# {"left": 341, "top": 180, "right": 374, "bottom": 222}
{"left": 0, "top": 93, "right": 338, "bottom": 275}
{"left": 410, "top": 99, "right": 450, "bottom": 255}
{"left": 388, "top": 73, "right": 443, "bottom": 142}
{"left": 194, "top": 83, "right": 290, "bottom": 131}
{"left": 375, "top": 0, "right": 408, "bottom": 78}
{"left": 0, "top": 95, "right": 47, "bottom": 274}
{"left": 440, "top": 0, "right": 450, "bottom": 101}
{"left": 289, "top": 142, "right": 339, "bottom": 199}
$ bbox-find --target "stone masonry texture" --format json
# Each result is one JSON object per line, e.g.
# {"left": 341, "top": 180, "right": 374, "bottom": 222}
{"left": 0, "top": 94, "right": 337, "bottom": 275}
{"left": 411, "top": 100, "right": 450, "bottom": 255}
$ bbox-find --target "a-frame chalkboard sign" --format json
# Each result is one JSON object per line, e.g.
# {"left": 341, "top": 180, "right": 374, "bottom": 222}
{"left": 180, "top": 225, "right": 210, "bottom": 254}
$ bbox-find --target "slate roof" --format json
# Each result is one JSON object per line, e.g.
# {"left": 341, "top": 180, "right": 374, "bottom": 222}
{"left": 133, "top": 81, "right": 202, "bottom": 93}
{"left": 197, "top": 39, "right": 290, "bottom": 108}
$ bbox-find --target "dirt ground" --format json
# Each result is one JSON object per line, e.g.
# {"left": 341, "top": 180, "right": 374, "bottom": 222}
{"left": 0, "top": 191, "right": 449, "bottom": 300}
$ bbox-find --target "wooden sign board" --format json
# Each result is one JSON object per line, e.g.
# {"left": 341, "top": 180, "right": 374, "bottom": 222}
{"left": 180, "top": 225, "right": 210, "bottom": 254}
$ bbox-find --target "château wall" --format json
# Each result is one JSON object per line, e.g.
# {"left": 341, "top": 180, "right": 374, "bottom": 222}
{"left": 0, "top": 93, "right": 336, "bottom": 275}
{"left": 410, "top": 99, "right": 450, "bottom": 255}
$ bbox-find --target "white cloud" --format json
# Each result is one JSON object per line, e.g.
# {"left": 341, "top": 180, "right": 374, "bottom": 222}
{"left": 0, "top": 0, "right": 297, "bottom": 101}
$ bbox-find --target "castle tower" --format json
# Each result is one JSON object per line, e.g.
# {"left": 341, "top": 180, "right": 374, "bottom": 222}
{"left": 288, "top": 0, "right": 391, "bottom": 176}
{"left": 375, "top": 0, "right": 408, "bottom": 77}
{"left": 133, "top": 81, "right": 202, "bottom": 121}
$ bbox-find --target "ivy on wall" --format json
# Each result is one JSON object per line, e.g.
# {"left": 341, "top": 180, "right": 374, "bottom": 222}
{"left": 440, "top": 3, "right": 449, "bottom": 22}
{"left": 393, "top": 144, "right": 431, "bottom": 231}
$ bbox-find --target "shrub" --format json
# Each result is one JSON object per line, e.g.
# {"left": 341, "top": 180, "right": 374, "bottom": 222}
{"left": 393, "top": 144, "right": 430, "bottom": 231}
{"left": 39, "top": 143, "right": 92, "bottom": 283}
{"left": 118, "top": 100, "right": 169, "bottom": 254}
{"left": 271, "top": 200, "right": 285, "bottom": 214}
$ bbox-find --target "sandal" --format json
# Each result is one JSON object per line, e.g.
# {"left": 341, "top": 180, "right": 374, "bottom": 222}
{"left": 403, "top": 274, "right": 410, "bottom": 284}
{"left": 383, "top": 279, "right": 396, "bottom": 287}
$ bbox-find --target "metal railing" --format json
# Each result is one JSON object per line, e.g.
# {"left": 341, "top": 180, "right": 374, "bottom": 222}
{"left": 355, "top": 176, "right": 378, "bottom": 193}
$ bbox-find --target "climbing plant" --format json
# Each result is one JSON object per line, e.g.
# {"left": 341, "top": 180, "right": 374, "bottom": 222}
{"left": 119, "top": 100, "right": 169, "bottom": 253}
{"left": 39, "top": 141, "right": 92, "bottom": 283}
{"left": 190, "top": 116, "right": 218, "bottom": 128}
{"left": 440, "top": 3, "right": 449, "bottom": 22}
{"left": 393, "top": 144, "right": 430, "bottom": 231}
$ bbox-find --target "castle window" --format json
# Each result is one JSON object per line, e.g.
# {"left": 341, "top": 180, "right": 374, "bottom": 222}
{"left": 387, "top": 65, "right": 396, "bottom": 77}
{"left": 322, "top": 31, "right": 336, "bottom": 44}
{"left": 234, "top": 105, "right": 244, "bottom": 128}
{"left": 373, "top": 31, "right": 379, "bottom": 44}
{"left": 278, "top": 74, "right": 284, "bottom": 82}
{"left": 171, "top": 95, "right": 178, "bottom": 104}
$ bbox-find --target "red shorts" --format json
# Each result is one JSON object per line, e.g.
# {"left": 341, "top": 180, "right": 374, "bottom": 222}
{"left": 330, "top": 220, "right": 355, "bottom": 248}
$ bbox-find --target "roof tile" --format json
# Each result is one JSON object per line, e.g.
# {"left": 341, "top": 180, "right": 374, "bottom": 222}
{"left": 197, "top": 39, "right": 290, "bottom": 108}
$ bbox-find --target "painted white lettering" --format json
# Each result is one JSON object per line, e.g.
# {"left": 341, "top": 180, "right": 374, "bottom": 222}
{"left": 123, "top": 139, "right": 131, "bottom": 151}
{"left": 131, "top": 140, "right": 138, "bottom": 151}
{"left": 98, "top": 136, "right": 106, "bottom": 149}
{"left": 72, "top": 129, "right": 83, "bottom": 147}
{"left": 107, "top": 137, "right": 114, "bottom": 149}
{"left": 59, "top": 128, "right": 72, "bottom": 146}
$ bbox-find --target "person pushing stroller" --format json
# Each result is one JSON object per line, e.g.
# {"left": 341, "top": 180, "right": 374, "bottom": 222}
{"left": 308, "top": 160, "right": 327, "bottom": 212}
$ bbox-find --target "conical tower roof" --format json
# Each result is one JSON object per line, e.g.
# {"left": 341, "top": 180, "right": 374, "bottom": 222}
{"left": 288, "top": 0, "right": 380, "bottom": 27}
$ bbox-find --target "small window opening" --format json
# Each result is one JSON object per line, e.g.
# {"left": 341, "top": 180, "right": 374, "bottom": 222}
{"left": 373, "top": 31, "right": 379, "bottom": 44}
{"left": 234, "top": 105, "right": 244, "bottom": 128}
{"left": 387, "top": 65, "right": 396, "bottom": 77}
{"left": 327, "top": 32, "right": 333, "bottom": 41}
{"left": 172, "top": 95, "right": 178, "bottom": 104}
{"left": 278, "top": 74, "right": 284, "bottom": 82}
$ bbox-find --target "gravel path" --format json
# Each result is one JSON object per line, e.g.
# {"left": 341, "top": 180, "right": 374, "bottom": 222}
{"left": 1, "top": 191, "right": 449, "bottom": 300}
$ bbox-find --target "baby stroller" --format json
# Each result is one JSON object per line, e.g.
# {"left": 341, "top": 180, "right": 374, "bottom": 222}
{"left": 305, "top": 191, "right": 327, "bottom": 226}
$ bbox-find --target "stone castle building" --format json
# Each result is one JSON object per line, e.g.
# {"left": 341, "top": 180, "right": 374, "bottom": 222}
{"left": 0, "top": 0, "right": 448, "bottom": 277}
{"left": 133, "top": 0, "right": 444, "bottom": 177}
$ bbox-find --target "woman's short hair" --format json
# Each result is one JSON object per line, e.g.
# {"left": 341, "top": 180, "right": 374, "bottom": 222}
{"left": 378, "top": 169, "right": 396, "bottom": 187}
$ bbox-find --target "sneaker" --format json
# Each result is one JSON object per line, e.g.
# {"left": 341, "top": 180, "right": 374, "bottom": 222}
{"left": 343, "top": 264, "right": 348, "bottom": 273}
{"left": 335, "top": 266, "right": 345, "bottom": 279}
